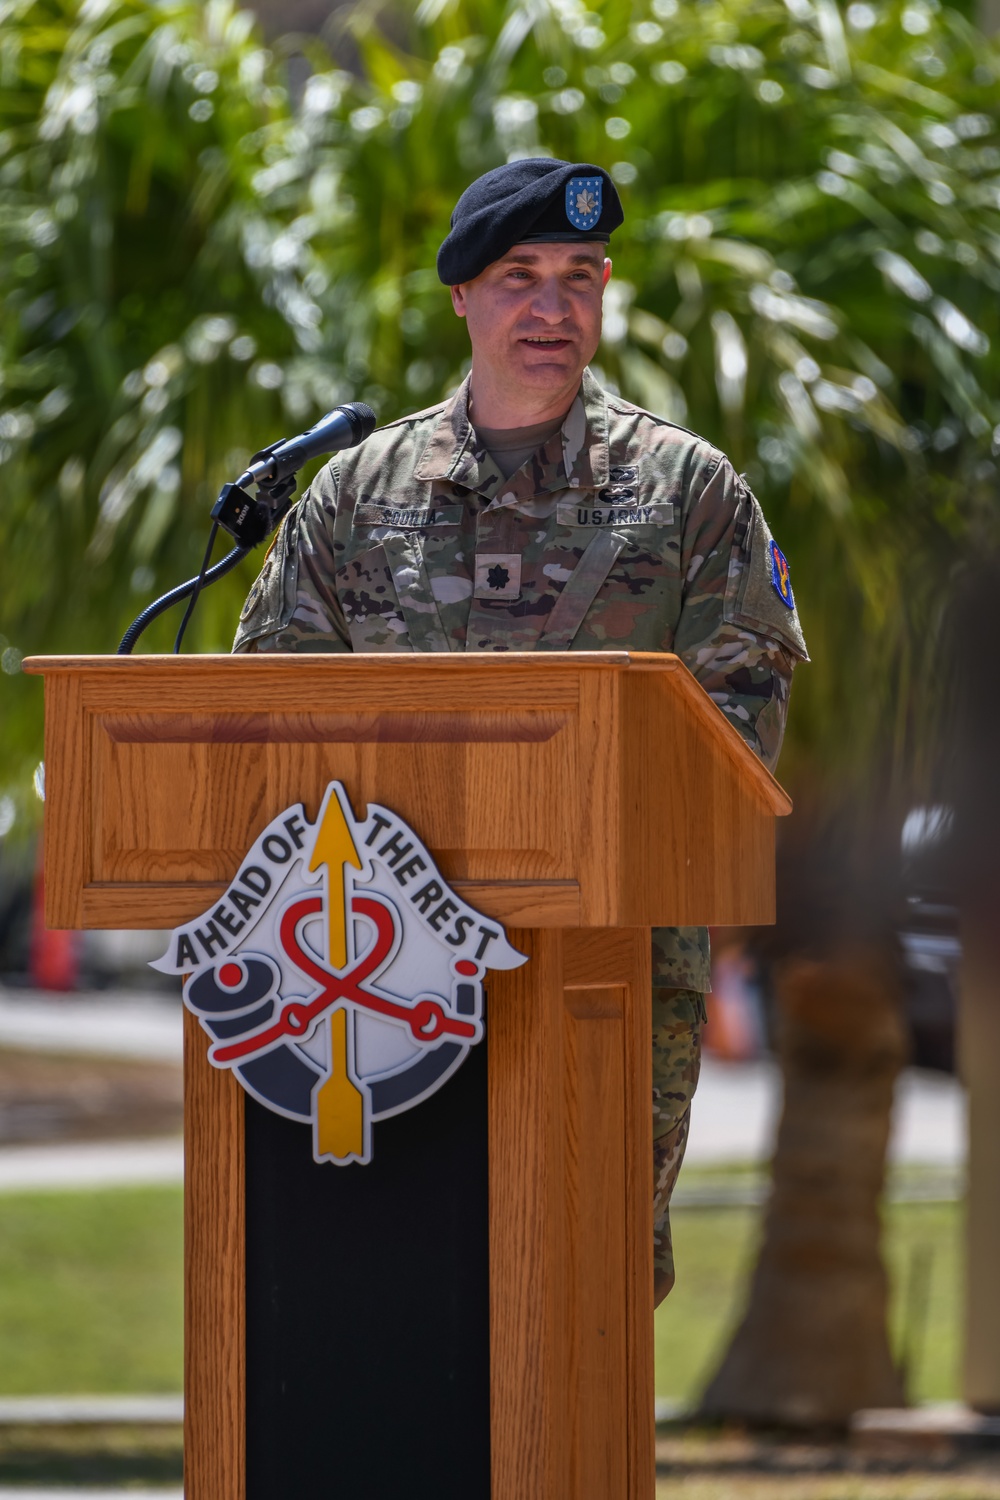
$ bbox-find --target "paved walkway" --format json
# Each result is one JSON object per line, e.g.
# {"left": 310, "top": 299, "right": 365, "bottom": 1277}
{"left": 0, "top": 1059, "right": 963, "bottom": 1192}
{"left": 0, "top": 1137, "right": 183, "bottom": 1193}
{"left": 0, "top": 990, "right": 181, "bottom": 1063}
{"left": 686, "top": 1055, "right": 965, "bottom": 1167}
{"left": 0, "top": 1397, "right": 181, "bottom": 1425}
{"left": 0, "top": 988, "right": 967, "bottom": 1186}
{"left": 0, "top": 1492, "right": 181, "bottom": 1499}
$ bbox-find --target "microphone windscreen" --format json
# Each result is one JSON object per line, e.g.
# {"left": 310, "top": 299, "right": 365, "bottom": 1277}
{"left": 343, "top": 402, "right": 377, "bottom": 443}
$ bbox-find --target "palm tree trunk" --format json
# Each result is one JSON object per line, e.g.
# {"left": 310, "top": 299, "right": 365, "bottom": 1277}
{"left": 698, "top": 946, "right": 908, "bottom": 1425}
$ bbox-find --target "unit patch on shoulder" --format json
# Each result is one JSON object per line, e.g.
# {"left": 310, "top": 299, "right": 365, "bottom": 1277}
{"left": 566, "top": 176, "right": 602, "bottom": 231}
{"left": 769, "top": 539, "right": 794, "bottom": 609}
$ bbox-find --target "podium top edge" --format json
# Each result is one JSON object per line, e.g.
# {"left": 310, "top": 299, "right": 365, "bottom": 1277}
{"left": 23, "top": 649, "right": 792, "bottom": 814}
{"left": 23, "top": 650, "right": 675, "bottom": 675}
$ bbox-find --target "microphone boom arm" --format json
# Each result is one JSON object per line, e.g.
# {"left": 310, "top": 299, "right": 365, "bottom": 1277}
{"left": 117, "top": 542, "right": 250, "bottom": 655}
{"left": 116, "top": 400, "right": 376, "bottom": 655}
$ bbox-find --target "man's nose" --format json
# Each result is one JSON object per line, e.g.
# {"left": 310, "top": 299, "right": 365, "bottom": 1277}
{"left": 528, "top": 277, "right": 571, "bottom": 323}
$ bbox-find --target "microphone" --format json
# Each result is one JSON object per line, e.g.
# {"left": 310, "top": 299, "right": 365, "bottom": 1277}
{"left": 211, "top": 400, "right": 377, "bottom": 551}
{"left": 240, "top": 402, "right": 377, "bottom": 486}
{"left": 119, "top": 399, "right": 379, "bottom": 656}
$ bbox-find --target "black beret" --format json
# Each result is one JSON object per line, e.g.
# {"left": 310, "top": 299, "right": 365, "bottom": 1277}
{"left": 437, "top": 159, "right": 623, "bottom": 286}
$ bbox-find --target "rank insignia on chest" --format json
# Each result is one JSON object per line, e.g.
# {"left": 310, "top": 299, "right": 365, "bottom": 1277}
{"left": 474, "top": 553, "right": 521, "bottom": 601}
{"left": 769, "top": 540, "right": 794, "bottom": 609}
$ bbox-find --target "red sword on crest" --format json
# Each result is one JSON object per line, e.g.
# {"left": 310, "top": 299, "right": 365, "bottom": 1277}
{"left": 211, "top": 893, "right": 477, "bottom": 1066}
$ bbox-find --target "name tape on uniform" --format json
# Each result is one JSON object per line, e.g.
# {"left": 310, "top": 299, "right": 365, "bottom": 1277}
{"left": 354, "top": 503, "right": 463, "bottom": 529}
{"left": 557, "top": 500, "right": 675, "bottom": 528}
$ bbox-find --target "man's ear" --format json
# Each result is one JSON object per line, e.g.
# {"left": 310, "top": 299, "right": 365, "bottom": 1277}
{"left": 450, "top": 283, "right": 468, "bottom": 318}
{"left": 602, "top": 258, "right": 612, "bottom": 289}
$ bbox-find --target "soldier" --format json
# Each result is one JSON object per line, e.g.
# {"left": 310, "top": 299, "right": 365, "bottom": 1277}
{"left": 234, "top": 158, "right": 808, "bottom": 1306}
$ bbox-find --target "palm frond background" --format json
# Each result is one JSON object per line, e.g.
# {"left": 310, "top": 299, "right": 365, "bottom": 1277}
{"left": 1, "top": 0, "right": 999, "bottom": 826}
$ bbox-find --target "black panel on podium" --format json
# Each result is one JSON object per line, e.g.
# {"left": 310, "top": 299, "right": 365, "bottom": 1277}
{"left": 244, "top": 1037, "right": 491, "bottom": 1499}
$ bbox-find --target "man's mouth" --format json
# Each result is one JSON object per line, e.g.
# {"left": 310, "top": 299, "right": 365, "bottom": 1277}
{"left": 520, "top": 336, "right": 571, "bottom": 346}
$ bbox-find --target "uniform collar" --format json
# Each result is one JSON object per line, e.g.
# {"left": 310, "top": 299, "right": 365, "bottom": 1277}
{"left": 414, "top": 367, "right": 610, "bottom": 502}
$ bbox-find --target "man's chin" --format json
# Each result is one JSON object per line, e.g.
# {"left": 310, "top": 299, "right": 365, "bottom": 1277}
{"left": 513, "top": 350, "right": 583, "bottom": 388}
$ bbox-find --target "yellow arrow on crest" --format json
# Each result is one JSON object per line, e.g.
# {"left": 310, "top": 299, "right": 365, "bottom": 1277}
{"left": 309, "top": 788, "right": 366, "bottom": 1162}
{"left": 308, "top": 789, "right": 363, "bottom": 970}
{"left": 315, "top": 1007, "right": 365, "bottom": 1161}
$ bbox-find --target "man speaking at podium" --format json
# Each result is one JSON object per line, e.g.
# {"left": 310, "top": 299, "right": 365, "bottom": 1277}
{"left": 234, "top": 159, "right": 808, "bottom": 1306}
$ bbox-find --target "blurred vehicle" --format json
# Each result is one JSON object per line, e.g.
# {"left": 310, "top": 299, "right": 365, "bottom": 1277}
{"left": 706, "top": 803, "right": 961, "bottom": 1072}
{"left": 0, "top": 839, "right": 169, "bottom": 992}
{"left": 899, "top": 806, "right": 961, "bottom": 1075}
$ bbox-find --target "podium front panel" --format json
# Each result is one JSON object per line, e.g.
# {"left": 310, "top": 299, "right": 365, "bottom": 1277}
{"left": 25, "top": 650, "right": 791, "bottom": 1500}
{"left": 27, "top": 653, "right": 790, "bottom": 933}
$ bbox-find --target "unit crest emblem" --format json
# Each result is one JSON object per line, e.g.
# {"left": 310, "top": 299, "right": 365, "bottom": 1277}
{"left": 154, "top": 782, "right": 527, "bottom": 1165}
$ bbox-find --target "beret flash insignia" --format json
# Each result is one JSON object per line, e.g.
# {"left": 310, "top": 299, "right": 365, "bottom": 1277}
{"left": 566, "top": 176, "right": 603, "bottom": 231}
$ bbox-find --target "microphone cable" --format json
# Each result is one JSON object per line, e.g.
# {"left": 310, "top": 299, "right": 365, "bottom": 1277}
{"left": 117, "top": 539, "right": 249, "bottom": 656}
{"left": 173, "top": 520, "right": 219, "bottom": 654}
{"left": 116, "top": 400, "right": 377, "bottom": 655}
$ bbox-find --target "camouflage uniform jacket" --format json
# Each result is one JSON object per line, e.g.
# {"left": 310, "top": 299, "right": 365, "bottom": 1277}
{"left": 234, "top": 367, "right": 808, "bottom": 990}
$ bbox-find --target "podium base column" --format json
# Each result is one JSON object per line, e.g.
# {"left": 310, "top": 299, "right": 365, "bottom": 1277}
{"left": 488, "top": 927, "right": 655, "bottom": 1500}
{"left": 184, "top": 1009, "right": 245, "bottom": 1500}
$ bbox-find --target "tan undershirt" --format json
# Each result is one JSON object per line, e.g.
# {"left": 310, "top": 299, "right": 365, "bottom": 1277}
{"left": 473, "top": 413, "right": 566, "bottom": 480}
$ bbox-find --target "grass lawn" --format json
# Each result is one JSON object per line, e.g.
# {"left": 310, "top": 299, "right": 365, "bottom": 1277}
{"left": 655, "top": 1181, "right": 963, "bottom": 1408}
{"left": 0, "top": 1176, "right": 962, "bottom": 1411}
{"left": 0, "top": 1178, "right": 981, "bottom": 1493}
{"left": 0, "top": 1186, "right": 182, "bottom": 1394}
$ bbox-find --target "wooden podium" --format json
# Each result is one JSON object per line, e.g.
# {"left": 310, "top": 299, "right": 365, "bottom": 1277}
{"left": 24, "top": 651, "right": 789, "bottom": 1500}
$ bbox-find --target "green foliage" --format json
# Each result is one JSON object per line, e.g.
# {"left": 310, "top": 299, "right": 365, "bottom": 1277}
{"left": 1, "top": 0, "right": 999, "bottom": 817}
{"left": 0, "top": 0, "right": 308, "bottom": 819}
{"left": 331, "top": 0, "right": 1000, "bottom": 796}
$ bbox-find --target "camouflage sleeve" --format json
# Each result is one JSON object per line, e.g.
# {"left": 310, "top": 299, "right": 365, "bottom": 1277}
{"left": 674, "top": 455, "right": 808, "bottom": 773}
{"left": 651, "top": 458, "right": 808, "bottom": 994}
{"left": 232, "top": 466, "right": 351, "bottom": 654}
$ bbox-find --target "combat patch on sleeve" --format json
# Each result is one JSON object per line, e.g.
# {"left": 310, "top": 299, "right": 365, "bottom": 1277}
{"left": 723, "top": 485, "right": 808, "bottom": 660}
{"left": 769, "top": 540, "right": 794, "bottom": 609}
{"left": 232, "top": 505, "right": 300, "bottom": 651}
